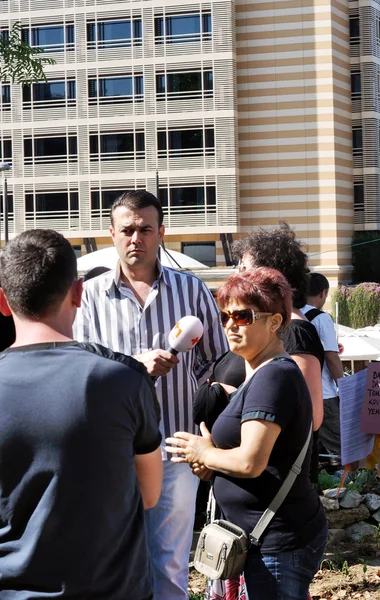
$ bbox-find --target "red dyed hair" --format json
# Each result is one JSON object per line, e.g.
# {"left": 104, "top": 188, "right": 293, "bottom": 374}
{"left": 217, "top": 267, "right": 292, "bottom": 332}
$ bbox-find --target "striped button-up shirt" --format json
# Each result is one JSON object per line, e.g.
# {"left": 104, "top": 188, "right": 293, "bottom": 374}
{"left": 74, "top": 262, "right": 228, "bottom": 444}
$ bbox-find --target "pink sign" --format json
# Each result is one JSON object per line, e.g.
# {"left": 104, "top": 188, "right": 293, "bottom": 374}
{"left": 360, "top": 363, "right": 380, "bottom": 434}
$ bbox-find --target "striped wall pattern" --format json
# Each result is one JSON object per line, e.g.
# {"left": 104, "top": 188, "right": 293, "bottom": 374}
{"left": 235, "top": 0, "right": 354, "bottom": 279}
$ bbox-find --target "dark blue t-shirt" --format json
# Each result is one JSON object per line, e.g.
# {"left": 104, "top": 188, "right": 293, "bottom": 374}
{"left": 212, "top": 357, "right": 326, "bottom": 553}
{"left": 0, "top": 342, "right": 161, "bottom": 599}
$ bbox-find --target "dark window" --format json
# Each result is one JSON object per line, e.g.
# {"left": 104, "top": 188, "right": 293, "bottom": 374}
{"left": 352, "top": 128, "right": 362, "bottom": 150}
{"left": 87, "top": 18, "right": 142, "bottom": 48}
{"left": 0, "top": 139, "right": 12, "bottom": 162}
{"left": 161, "top": 186, "right": 216, "bottom": 215}
{"left": 88, "top": 76, "right": 143, "bottom": 103}
{"left": 349, "top": 18, "right": 360, "bottom": 40}
{"left": 182, "top": 242, "right": 216, "bottom": 267}
{"left": 155, "top": 12, "right": 211, "bottom": 43}
{"left": 157, "top": 128, "right": 214, "bottom": 156}
{"left": 0, "top": 30, "right": 9, "bottom": 41}
{"left": 351, "top": 73, "right": 361, "bottom": 94}
{"left": 89, "top": 132, "right": 144, "bottom": 160}
{"left": 1, "top": 85, "right": 10, "bottom": 111}
{"left": 23, "top": 80, "right": 76, "bottom": 106}
{"left": 23, "top": 24, "right": 74, "bottom": 52}
{"left": 25, "top": 191, "right": 78, "bottom": 217}
{"left": 91, "top": 188, "right": 124, "bottom": 212}
{"left": 354, "top": 183, "right": 364, "bottom": 211}
{"left": 0, "top": 194, "right": 14, "bottom": 218}
{"left": 156, "top": 70, "right": 212, "bottom": 99}
{"left": 24, "top": 136, "right": 77, "bottom": 163}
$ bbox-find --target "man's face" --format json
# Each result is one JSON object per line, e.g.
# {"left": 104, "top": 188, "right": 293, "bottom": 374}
{"left": 110, "top": 205, "right": 164, "bottom": 270}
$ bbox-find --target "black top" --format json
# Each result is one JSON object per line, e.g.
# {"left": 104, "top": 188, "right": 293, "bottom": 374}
{"left": 212, "top": 358, "right": 326, "bottom": 553}
{"left": 282, "top": 319, "right": 324, "bottom": 370}
{"left": 0, "top": 314, "right": 15, "bottom": 351}
{"left": 0, "top": 341, "right": 161, "bottom": 599}
{"left": 193, "top": 351, "right": 246, "bottom": 428}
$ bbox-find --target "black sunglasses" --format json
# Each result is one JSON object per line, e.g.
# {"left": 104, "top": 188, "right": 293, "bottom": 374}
{"left": 220, "top": 309, "right": 272, "bottom": 327}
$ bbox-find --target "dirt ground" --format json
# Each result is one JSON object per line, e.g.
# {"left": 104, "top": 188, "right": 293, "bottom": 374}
{"left": 188, "top": 541, "right": 380, "bottom": 599}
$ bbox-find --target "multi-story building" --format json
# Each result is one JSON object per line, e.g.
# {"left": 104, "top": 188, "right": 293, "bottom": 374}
{"left": 0, "top": 0, "right": 354, "bottom": 283}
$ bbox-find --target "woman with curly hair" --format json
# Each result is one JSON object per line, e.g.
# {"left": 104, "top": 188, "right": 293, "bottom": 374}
{"left": 168, "top": 267, "right": 327, "bottom": 600}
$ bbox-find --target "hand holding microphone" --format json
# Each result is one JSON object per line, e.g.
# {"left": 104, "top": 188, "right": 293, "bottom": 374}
{"left": 135, "top": 316, "right": 204, "bottom": 380}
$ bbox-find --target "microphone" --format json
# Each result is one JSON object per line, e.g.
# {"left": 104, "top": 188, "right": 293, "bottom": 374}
{"left": 152, "top": 316, "right": 204, "bottom": 382}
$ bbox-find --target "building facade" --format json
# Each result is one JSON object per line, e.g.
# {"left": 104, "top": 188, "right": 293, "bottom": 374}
{"left": 0, "top": 0, "right": 355, "bottom": 281}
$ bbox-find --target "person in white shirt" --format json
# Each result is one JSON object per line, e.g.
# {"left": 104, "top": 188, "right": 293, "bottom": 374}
{"left": 301, "top": 273, "right": 343, "bottom": 464}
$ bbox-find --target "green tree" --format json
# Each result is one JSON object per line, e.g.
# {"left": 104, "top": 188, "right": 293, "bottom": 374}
{"left": 0, "top": 22, "right": 55, "bottom": 83}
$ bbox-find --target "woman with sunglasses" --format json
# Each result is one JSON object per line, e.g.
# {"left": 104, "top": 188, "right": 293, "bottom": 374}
{"left": 166, "top": 267, "right": 327, "bottom": 600}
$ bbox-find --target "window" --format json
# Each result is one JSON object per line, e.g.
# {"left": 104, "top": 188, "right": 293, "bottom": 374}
{"left": 160, "top": 185, "right": 216, "bottom": 215}
{"left": 22, "top": 24, "right": 74, "bottom": 52}
{"left": 23, "top": 80, "right": 76, "bottom": 108}
{"left": 0, "top": 139, "right": 12, "bottom": 163}
{"left": 87, "top": 18, "right": 142, "bottom": 49}
{"left": 349, "top": 17, "right": 360, "bottom": 42}
{"left": 156, "top": 70, "right": 212, "bottom": 99}
{"left": 25, "top": 191, "right": 79, "bottom": 218}
{"left": 91, "top": 188, "right": 125, "bottom": 213}
{"left": 0, "top": 193, "right": 13, "bottom": 219}
{"left": 351, "top": 73, "right": 361, "bottom": 94}
{"left": 89, "top": 131, "right": 145, "bottom": 160}
{"left": 157, "top": 127, "right": 214, "bottom": 157}
{"left": 88, "top": 75, "right": 143, "bottom": 104}
{"left": 0, "top": 30, "right": 9, "bottom": 41}
{"left": 352, "top": 128, "right": 362, "bottom": 154}
{"left": 377, "top": 18, "right": 380, "bottom": 41}
{"left": 0, "top": 84, "right": 10, "bottom": 111}
{"left": 353, "top": 182, "right": 364, "bottom": 212}
{"left": 155, "top": 12, "right": 211, "bottom": 44}
{"left": 182, "top": 242, "right": 216, "bottom": 267}
{"left": 24, "top": 136, "right": 77, "bottom": 164}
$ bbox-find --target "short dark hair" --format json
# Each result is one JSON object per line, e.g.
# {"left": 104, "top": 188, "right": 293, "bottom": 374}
{"left": 231, "top": 222, "right": 309, "bottom": 308}
{"left": 217, "top": 267, "right": 292, "bottom": 333}
{"left": 308, "top": 273, "right": 329, "bottom": 296}
{"left": 84, "top": 266, "right": 111, "bottom": 282}
{"left": 0, "top": 229, "right": 77, "bottom": 320}
{"left": 110, "top": 190, "right": 164, "bottom": 227}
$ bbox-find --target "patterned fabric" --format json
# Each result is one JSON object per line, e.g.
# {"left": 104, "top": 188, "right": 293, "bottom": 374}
{"left": 74, "top": 261, "right": 228, "bottom": 442}
{"left": 206, "top": 576, "right": 247, "bottom": 600}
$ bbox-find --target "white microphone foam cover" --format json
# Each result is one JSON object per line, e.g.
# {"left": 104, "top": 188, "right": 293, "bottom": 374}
{"left": 168, "top": 316, "right": 204, "bottom": 353}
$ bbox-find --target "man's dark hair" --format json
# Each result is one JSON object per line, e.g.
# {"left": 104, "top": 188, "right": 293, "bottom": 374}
{"left": 0, "top": 229, "right": 77, "bottom": 320}
{"left": 308, "top": 272, "right": 329, "bottom": 296}
{"left": 84, "top": 266, "right": 111, "bottom": 282}
{"left": 110, "top": 190, "right": 164, "bottom": 228}
{"left": 231, "top": 222, "right": 310, "bottom": 308}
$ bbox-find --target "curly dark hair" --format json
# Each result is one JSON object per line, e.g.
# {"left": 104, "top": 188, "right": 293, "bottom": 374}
{"left": 231, "top": 222, "right": 309, "bottom": 308}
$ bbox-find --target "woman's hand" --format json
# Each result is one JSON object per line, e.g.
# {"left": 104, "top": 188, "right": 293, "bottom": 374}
{"left": 191, "top": 462, "right": 214, "bottom": 481}
{"left": 166, "top": 422, "right": 214, "bottom": 465}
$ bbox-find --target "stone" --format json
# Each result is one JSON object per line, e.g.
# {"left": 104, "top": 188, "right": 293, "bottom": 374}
{"left": 325, "top": 504, "right": 370, "bottom": 529}
{"left": 339, "top": 490, "right": 364, "bottom": 509}
{"left": 344, "top": 521, "right": 377, "bottom": 543}
{"left": 365, "top": 493, "right": 380, "bottom": 512}
{"left": 323, "top": 487, "right": 346, "bottom": 499}
{"left": 320, "top": 497, "right": 339, "bottom": 511}
{"left": 326, "top": 528, "right": 345, "bottom": 550}
{"left": 372, "top": 508, "right": 380, "bottom": 523}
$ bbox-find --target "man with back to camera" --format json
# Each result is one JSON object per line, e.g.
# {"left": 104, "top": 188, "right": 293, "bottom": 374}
{"left": 75, "top": 190, "right": 228, "bottom": 600}
{"left": 0, "top": 229, "right": 162, "bottom": 599}
{"left": 301, "top": 272, "right": 344, "bottom": 465}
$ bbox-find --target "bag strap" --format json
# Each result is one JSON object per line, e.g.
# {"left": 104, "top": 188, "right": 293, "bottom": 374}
{"left": 304, "top": 308, "right": 324, "bottom": 322}
{"left": 249, "top": 422, "right": 313, "bottom": 544}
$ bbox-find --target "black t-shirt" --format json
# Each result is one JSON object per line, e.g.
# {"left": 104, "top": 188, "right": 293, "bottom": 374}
{"left": 282, "top": 319, "right": 324, "bottom": 370}
{"left": 212, "top": 358, "right": 326, "bottom": 553}
{"left": 0, "top": 341, "right": 161, "bottom": 599}
{"left": 0, "top": 314, "right": 15, "bottom": 351}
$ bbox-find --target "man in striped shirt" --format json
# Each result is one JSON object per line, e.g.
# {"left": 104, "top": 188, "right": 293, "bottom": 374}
{"left": 75, "top": 190, "right": 228, "bottom": 600}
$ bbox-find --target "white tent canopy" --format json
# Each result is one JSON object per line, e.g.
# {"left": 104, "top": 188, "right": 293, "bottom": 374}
{"left": 77, "top": 246, "right": 208, "bottom": 272}
{"left": 336, "top": 323, "right": 380, "bottom": 361}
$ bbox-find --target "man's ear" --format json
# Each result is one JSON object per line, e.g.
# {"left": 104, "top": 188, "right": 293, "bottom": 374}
{"left": 0, "top": 288, "right": 12, "bottom": 316}
{"left": 109, "top": 225, "right": 115, "bottom": 242}
{"left": 159, "top": 224, "right": 165, "bottom": 243}
{"left": 72, "top": 279, "right": 83, "bottom": 308}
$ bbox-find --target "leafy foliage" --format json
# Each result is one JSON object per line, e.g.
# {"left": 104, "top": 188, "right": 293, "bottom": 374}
{"left": 332, "top": 283, "right": 380, "bottom": 328}
{"left": 0, "top": 22, "right": 55, "bottom": 83}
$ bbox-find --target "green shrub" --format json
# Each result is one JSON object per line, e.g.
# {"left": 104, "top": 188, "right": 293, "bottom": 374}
{"left": 332, "top": 283, "right": 380, "bottom": 328}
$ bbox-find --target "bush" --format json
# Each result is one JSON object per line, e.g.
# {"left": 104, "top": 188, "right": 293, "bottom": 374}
{"left": 332, "top": 283, "right": 380, "bottom": 328}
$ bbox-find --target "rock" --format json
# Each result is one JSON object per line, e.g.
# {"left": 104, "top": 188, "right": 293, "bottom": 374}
{"left": 339, "top": 490, "right": 364, "bottom": 509}
{"left": 320, "top": 497, "right": 339, "bottom": 511}
{"left": 365, "top": 493, "right": 380, "bottom": 512}
{"left": 326, "top": 528, "right": 345, "bottom": 550}
{"left": 323, "top": 487, "right": 346, "bottom": 499}
{"left": 372, "top": 508, "right": 380, "bottom": 523}
{"left": 325, "top": 504, "right": 370, "bottom": 529}
{"left": 344, "top": 521, "right": 377, "bottom": 543}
